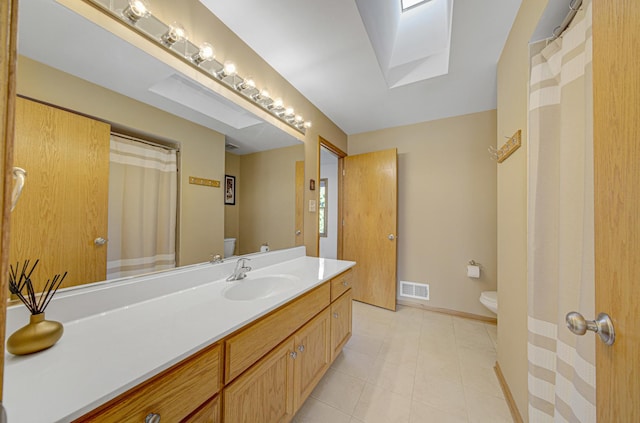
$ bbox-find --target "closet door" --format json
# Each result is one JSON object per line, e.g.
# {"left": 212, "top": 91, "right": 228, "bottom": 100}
{"left": 11, "top": 98, "right": 110, "bottom": 291}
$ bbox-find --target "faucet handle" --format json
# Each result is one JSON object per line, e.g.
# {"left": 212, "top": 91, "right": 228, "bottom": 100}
{"left": 210, "top": 254, "right": 223, "bottom": 263}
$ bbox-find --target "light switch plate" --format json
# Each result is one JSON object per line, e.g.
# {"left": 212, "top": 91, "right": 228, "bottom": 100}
{"left": 309, "top": 200, "right": 316, "bottom": 212}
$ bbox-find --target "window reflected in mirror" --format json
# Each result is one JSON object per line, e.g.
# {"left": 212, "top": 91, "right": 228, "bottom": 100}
{"left": 319, "top": 178, "right": 328, "bottom": 238}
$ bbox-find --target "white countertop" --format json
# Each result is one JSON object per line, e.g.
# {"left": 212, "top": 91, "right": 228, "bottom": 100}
{"left": 3, "top": 247, "right": 355, "bottom": 422}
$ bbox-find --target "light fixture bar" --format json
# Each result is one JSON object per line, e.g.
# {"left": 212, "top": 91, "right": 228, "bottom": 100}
{"left": 85, "top": 0, "right": 311, "bottom": 134}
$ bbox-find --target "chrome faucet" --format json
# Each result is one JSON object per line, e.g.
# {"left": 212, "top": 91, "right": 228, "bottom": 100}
{"left": 227, "top": 258, "right": 251, "bottom": 281}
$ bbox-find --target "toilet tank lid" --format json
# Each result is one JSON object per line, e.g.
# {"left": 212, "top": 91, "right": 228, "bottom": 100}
{"left": 224, "top": 238, "right": 236, "bottom": 242}
{"left": 481, "top": 291, "right": 497, "bottom": 303}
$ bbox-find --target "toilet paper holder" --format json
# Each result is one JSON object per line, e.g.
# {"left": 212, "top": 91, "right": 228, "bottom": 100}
{"left": 468, "top": 260, "right": 482, "bottom": 267}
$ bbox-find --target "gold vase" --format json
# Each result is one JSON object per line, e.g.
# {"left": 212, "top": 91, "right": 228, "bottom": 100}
{"left": 7, "top": 313, "right": 64, "bottom": 355}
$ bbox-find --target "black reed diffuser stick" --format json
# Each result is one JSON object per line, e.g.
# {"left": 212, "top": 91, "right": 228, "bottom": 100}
{"left": 8, "top": 260, "right": 67, "bottom": 315}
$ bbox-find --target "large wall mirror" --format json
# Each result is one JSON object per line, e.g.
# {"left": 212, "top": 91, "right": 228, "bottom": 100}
{"left": 11, "top": 0, "right": 304, "bottom": 293}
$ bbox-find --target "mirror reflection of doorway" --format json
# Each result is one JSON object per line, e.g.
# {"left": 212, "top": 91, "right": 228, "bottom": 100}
{"left": 319, "top": 145, "right": 340, "bottom": 259}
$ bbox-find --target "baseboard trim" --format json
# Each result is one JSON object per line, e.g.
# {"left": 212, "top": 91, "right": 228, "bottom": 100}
{"left": 494, "top": 361, "right": 524, "bottom": 423}
{"left": 397, "top": 298, "right": 497, "bottom": 324}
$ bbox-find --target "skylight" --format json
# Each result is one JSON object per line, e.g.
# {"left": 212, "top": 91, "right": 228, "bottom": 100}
{"left": 401, "top": 0, "right": 430, "bottom": 12}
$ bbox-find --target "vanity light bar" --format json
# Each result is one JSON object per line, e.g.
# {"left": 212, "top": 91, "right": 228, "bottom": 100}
{"left": 86, "top": 0, "right": 311, "bottom": 134}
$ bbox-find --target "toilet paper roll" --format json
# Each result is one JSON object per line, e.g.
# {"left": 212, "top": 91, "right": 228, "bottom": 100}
{"left": 260, "top": 245, "right": 270, "bottom": 253}
{"left": 467, "top": 265, "right": 480, "bottom": 278}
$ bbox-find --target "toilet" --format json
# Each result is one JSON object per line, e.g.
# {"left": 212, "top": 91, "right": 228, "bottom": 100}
{"left": 224, "top": 238, "right": 236, "bottom": 257}
{"left": 480, "top": 291, "right": 498, "bottom": 314}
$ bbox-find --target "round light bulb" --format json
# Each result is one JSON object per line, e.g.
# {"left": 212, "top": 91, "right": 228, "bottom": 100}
{"left": 285, "top": 107, "right": 294, "bottom": 116}
{"left": 245, "top": 78, "right": 256, "bottom": 89}
{"left": 304, "top": 121, "right": 312, "bottom": 129}
{"left": 123, "top": 0, "right": 150, "bottom": 21}
{"left": 295, "top": 115, "right": 303, "bottom": 123}
{"left": 273, "top": 98, "right": 284, "bottom": 109}
{"left": 131, "top": 0, "right": 150, "bottom": 16}
{"left": 260, "top": 90, "right": 270, "bottom": 99}
{"left": 193, "top": 42, "right": 215, "bottom": 64}
{"left": 163, "top": 22, "right": 187, "bottom": 45}
{"left": 223, "top": 62, "right": 237, "bottom": 76}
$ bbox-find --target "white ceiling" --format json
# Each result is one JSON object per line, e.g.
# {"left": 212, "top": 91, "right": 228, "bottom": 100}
{"left": 199, "top": 0, "right": 523, "bottom": 135}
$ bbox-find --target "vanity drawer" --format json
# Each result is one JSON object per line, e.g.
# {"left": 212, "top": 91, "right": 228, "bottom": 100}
{"left": 77, "top": 343, "right": 222, "bottom": 423}
{"left": 330, "top": 269, "right": 353, "bottom": 301}
{"left": 225, "top": 282, "right": 330, "bottom": 383}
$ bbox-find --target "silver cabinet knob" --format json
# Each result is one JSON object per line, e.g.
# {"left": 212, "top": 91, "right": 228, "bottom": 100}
{"left": 296, "top": 230, "right": 302, "bottom": 236}
{"left": 290, "top": 351, "right": 298, "bottom": 359}
{"left": 388, "top": 234, "right": 395, "bottom": 240}
{"left": 298, "top": 345, "right": 305, "bottom": 353}
{"left": 342, "top": 280, "right": 349, "bottom": 286}
{"left": 94, "top": 237, "right": 107, "bottom": 246}
{"left": 566, "top": 311, "right": 615, "bottom": 345}
{"left": 145, "top": 413, "right": 161, "bottom": 423}
{"left": 333, "top": 312, "right": 339, "bottom": 319}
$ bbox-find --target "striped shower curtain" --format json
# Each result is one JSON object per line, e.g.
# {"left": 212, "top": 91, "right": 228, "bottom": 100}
{"left": 107, "top": 134, "right": 177, "bottom": 279}
{"left": 527, "top": 1, "right": 595, "bottom": 422}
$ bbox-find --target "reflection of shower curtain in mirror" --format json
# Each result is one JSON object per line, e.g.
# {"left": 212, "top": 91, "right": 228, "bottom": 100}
{"left": 107, "top": 134, "right": 177, "bottom": 279}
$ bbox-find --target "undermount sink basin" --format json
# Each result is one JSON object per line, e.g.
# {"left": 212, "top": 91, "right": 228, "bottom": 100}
{"left": 223, "top": 274, "right": 301, "bottom": 301}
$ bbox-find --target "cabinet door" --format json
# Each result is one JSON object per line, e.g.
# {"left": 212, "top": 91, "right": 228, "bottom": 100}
{"left": 183, "top": 395, "right": 220, "bottom": 423}
{"left": 330, "top": 290, "right": 353, "bottom": 361}
{"left": 224, "top": 339, "right": 296, "bottom": 423}
{"left": 293, "top": 308, "right": 331, "bottom": 410}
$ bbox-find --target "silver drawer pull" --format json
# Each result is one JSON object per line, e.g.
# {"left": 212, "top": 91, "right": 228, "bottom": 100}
{"left": 290, "top": 351, "right": 298, "bottom": 359}
{"left": 342, "top": 280, "right": 349, "bottom": 286}
{"left": 298, "top": 345, "right": 305, "bottom": 353}
{"left": 333, "top": 312, "right": 339, "bottom": 319}
{"left": 145, "top": 413, "right": 161, "bottom": 423}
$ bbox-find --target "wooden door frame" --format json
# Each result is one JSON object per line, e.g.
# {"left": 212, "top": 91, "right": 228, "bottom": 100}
{"left": 318, "top": 137, "right": 347, "bottom": 259}
{"left": 0, "top": 0, "right": 18, "bottom": 402}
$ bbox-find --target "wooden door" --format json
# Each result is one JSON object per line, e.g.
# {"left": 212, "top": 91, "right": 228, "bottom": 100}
{"left": 0, "top": 0, "right": 18, "bottom": 403}
{"left": 295, "top": 161, "right": 304, "bottom": 246}
{"left": 293, "top": 308, "right": 331, "bottom": 410}
{"left": 593, "top": 0, "right": 640, "bottom": 421}
{"left": 224, "top": 339, "right": 296, "bottom": 423}
{"left": 330, "top": 290, "right": 353, "bottom": 361}
{"left": 343, "top": 149, "right": 397, "bottom": 310}
{"left": 10, "top": 98, "right": 110, "bottom": 292}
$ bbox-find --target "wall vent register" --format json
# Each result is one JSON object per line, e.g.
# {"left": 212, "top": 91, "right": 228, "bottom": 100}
{"left": 400, "top": 281, "right": 430, "bottom": 300}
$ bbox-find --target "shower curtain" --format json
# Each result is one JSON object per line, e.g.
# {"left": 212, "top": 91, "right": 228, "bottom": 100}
{"left": 107, "top": 134, "right": 177, "bottom": 279}
{"left": 527, "top": 1, "right": 595, "bottom": 422}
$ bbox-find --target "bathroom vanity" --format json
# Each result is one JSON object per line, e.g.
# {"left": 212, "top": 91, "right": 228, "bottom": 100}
{"left": 3, "top": 247, "right": 355, "bottom": 422}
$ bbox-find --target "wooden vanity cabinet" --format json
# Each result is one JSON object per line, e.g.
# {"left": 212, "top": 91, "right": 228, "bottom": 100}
{"left": 76, "top": 268, "right": 353, "bottom": 423}
{"left": 330, "top": 289, "right": 353, "bottom": 361}
{"left": 224, "top": 308, "right": 332, "bottom": 423}
{"left": 75, "top": 343, "right": 222, "bottom": 423}
{"left": 293, "top": 308, "right": 332, "bottom": 409}
{"left": 224, "top": 338, "right": 296, "bottom": 423}
{"left": 184, "top": 396, "right": 221, "bottom": 423}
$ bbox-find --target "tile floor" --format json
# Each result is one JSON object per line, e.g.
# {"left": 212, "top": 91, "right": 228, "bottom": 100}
{"left": 292, "top": 301, "right": 512, "bottom": 423}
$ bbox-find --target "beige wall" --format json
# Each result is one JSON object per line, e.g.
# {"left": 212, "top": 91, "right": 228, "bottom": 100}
{"left": 348, "top": 110, "right": 497, "bottom": 317}
{"left": 496, "top": 0, "right": 548, "bottom": 420}
{"left": 62, "top": 0, "right": 348, "bottom": 257}
{"left": 236, "top": 145, "right": 305, "bottom": 255}
{"left": 17, "top": 56, "right": 226, "bottom": 267}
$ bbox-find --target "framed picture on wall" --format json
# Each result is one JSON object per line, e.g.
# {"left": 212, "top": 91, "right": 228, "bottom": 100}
{"left": 225, "top": 175, "right": 236, "bottom": 205}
